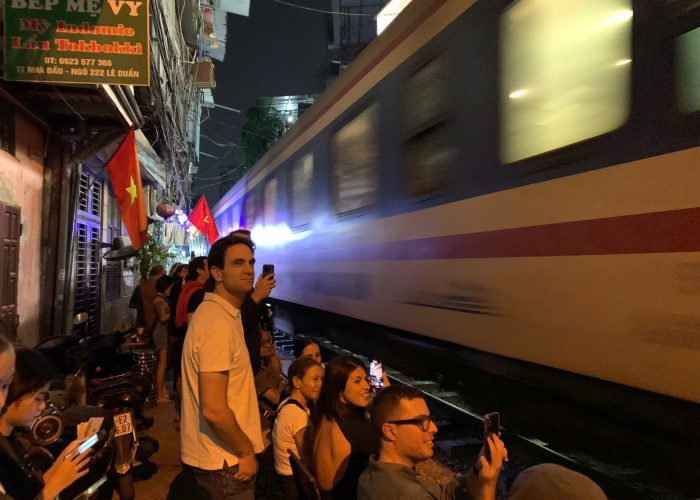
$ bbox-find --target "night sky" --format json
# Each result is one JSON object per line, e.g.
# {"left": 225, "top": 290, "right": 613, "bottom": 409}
{"left": 195, "top": 0, "right": 332, "bottom": 205}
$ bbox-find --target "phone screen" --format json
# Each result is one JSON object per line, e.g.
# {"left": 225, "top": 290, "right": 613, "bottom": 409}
{"left": 77, "top": 432, "right": 99, "bottom": 455}
{"left": 369, "top": 360, "right": 383, "bottom": 389}
{"left": 483, "top": 412, "right": 500, "bottom": 461}
{"left": 262, "top": 264, "right": 274, "bottom": 277}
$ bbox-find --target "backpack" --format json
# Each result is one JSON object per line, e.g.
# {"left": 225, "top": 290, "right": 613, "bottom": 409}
{"left": 267, "top": 398, "right": 307, "bottom": 427}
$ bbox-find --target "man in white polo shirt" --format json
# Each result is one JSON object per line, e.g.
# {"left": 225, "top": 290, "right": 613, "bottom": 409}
{"left": 180, "top": 235, "right": 264, "bottom": 499}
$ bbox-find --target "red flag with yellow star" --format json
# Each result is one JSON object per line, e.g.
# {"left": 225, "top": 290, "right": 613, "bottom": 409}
{"left": 188, "top": 195, "right": 219, "bottom": 244}
{"left": 107, "top": 129, "right": 148, "bottom": 249}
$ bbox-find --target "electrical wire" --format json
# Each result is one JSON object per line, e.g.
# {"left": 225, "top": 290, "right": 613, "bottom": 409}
{"left": 201, "top": 116, "right": 280, "bottom": 142}
{"left": 193, "top": 165, "right": 244, "bottom": 180}
{"left": 201, "top": 134, "right": 240, "bottom": 148}
{"left": 148, "top": 0, "right": 200, "bottom": 205}
{"left": 52, "top": 85, "right": 86, "bottom": 121}
{"left": 266, "top": 0, "right": 374, "bottom": 16}
{"left": 192, "top": 146, "right": 242, "bottom": 188}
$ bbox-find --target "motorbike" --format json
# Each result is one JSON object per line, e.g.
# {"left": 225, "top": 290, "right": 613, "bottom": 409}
{"left": 15, "top": 403, "right": 114, "bottom": 500}
{"left": 35, "top": 314, "right": 159, "bottom": 499}
{"left": 85, "top": 352, "right": 159, "bottom": 499}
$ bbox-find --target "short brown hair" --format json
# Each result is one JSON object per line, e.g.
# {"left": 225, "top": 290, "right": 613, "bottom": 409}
{"left": 149, "top": 265, "right": 165, "bottom": 277}
{"left": 207, "top": 235, "right": 255, "bottom": 270}
{"left": 288, "top": 356, "right": 322, "bottom": 386}
{"left": 229, "top": 228, "right": 251, "bottom": 238}
{"left": 370, "top": 385, "right": 425, "bottom": 435}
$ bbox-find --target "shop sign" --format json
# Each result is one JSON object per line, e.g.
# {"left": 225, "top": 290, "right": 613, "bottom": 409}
{"left": 4, "top": 0, "right": 149, "bottom": 85}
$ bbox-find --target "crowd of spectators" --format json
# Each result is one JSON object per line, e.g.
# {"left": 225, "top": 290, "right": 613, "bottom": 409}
{"left": 0, "top": 230, "right": 610, "bottom": 500}
{"left": 162, "top": 233, "right": 608, "bottom": 500}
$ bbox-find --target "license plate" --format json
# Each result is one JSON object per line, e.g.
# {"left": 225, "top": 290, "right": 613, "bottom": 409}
{"left": 113, "top": 412, "right": 133, "bottom": 437}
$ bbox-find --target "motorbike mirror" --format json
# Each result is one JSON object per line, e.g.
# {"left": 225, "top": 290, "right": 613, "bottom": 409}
{"left": 73, "top": 313, "right": 88, "bottom": 326}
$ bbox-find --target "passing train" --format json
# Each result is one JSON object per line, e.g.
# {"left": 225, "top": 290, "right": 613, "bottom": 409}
{"left": 213, "top": 0, "right": 700, "bottom": 404}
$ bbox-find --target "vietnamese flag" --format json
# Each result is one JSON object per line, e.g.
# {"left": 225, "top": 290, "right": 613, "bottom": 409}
{"left": 189, "top": 195, "right": 219, "bottom": 244}
{"left": 107, "top": 129, "right": 148, "bottom": 249}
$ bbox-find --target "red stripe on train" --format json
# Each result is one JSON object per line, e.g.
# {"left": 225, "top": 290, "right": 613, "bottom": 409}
{"left": 318, "top": 207, "right": 700, "bottom": 260}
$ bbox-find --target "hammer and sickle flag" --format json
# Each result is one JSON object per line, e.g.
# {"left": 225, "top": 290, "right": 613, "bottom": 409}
{"left": 107, "top": 129, "right": 148, "bottom": 249}
{"left": 189, "top": 195, "right": 219, "bottom": 244}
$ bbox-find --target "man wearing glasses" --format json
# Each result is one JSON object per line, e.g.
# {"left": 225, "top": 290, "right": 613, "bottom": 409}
{"left": 358, "top": 385, "right": 507, "bottom": 500}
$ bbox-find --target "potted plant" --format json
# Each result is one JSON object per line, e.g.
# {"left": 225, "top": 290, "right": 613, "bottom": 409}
{"left": 130, "top": 221, "right": 177, "bottom": 280}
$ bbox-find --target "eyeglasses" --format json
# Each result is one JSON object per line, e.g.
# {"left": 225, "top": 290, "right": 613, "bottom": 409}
{"left": 387, "top": 415, "right": 436, "bottom": 432}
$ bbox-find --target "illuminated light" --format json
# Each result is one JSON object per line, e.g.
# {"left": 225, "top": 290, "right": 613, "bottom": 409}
{"left": 508, "top": 89, "right": 528, "bottom": 99}
{"left": 614, "top": 59, "right": 632, "bottom": 66}
{"left": 602, "top": 10, "right": 633, "bottom": 25}
{"left": 376, "top": 0, "right": 413, "bottom": 35}
{"left": 177, "top": 213, "right": 189, "bottom": 226}
{"left": 251, "top": 223, "right": 312, "bottom": 247}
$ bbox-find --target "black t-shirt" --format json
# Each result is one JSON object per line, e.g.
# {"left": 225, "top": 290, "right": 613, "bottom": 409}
{"left": 168, "top": 280, "right": 186, "bottom": 338}
{"left": 187, "top": 288, "right": 205, "bottom": 314}
{"left": 332, "top": 416, "right": 379, "bottom": 500}
{"left": 241, "top": 294, "right": 262, "bottom": 374}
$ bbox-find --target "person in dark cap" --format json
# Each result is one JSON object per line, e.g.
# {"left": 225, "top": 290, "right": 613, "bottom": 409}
{"left": 508, "top": 463, "right": 607, "bottom": 500}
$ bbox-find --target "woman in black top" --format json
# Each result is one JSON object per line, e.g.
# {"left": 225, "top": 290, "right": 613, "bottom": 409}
{"left": 0, "top": 348, "right": 90, "bottom": 499}
{"left": 313, "top": 356, "right": 379, "bottom": 500}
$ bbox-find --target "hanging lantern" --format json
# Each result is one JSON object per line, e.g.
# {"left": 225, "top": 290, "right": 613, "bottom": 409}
{"left": 156, "top": 203, "right": 176, "bottom": 218}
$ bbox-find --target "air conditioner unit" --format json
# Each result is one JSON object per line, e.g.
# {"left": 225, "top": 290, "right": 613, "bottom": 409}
{"left": 195, "top": 60, "right": 216, "bottom": 89}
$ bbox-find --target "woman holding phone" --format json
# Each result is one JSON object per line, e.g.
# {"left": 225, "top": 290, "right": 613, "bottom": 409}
{"left": 0, "top": 348, "right": 92, "bottom": 499}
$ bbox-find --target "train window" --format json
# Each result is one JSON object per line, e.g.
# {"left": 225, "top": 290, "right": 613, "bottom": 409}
{"left": 244, "top": 194, "right": 256, "bottom": 229}
{"left": 331, "top": 104, "right": 379, "bottom": 214}
{"left": 290, "top": 153, "right": 314, "bottom": 227}
{"left": 500, "top": 0, "right": 632, "bottom": 163}
{"left": 404, "top": 56, "right": 445, "bottom": 133}
{"left": 263, "top": 177, "right": 278, "bottom": 225}
{"left": 230, "top": 203, "right": 242, "bottom": 232}
{"left": 676, "top": 26, "right": 700, "bottom": 113}
{"left": 402, "top": 55, "right": 455, "bottom": 197}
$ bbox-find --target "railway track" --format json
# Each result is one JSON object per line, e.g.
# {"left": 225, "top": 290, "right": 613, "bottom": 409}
{"left": 273, "top": 328, "right": 694, "bottom": 499}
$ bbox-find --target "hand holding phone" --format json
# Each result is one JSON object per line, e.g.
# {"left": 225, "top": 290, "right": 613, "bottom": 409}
{"left": 262, "top": 264, "right": 275, "bottom": 278}
{"left": 483, "top": 412, "right": 500, "bottom": 461}
{"left": 75, "top": 431, "right": 101, "bottom": 457}
{"left": 369, "top": 360, "right": 384, "bottom": 389}
{"left": 252, "top": 265, "right": 276, "bottom": 303}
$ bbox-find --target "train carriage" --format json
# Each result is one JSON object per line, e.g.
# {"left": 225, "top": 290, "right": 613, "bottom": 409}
{"left": 213, "top": 0, "right": 700, "bottom": 404}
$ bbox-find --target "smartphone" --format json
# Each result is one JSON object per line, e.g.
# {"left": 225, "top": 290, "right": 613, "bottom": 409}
{"left": 262, "top": 264, "right": 274, "bottom": 278}
{"left": 369, "top": 360, "right": 383, "bottom": 389}
{"left": 483, "top": 412, "right": 500, "bottom": 461}
{"left": 76, "top": 431, "right": 100, "bottom": 455}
